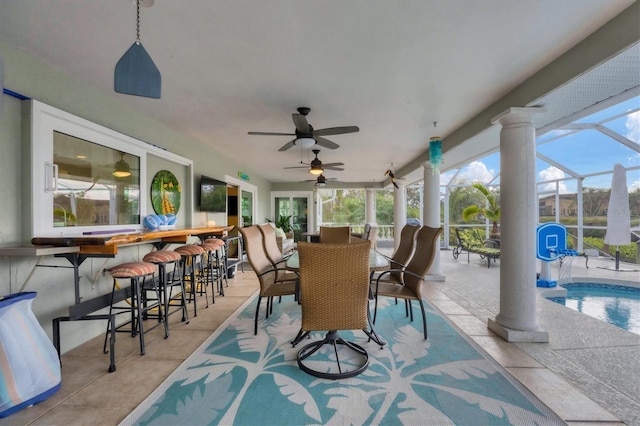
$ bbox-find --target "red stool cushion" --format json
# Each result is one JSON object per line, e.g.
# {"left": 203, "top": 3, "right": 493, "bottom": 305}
{"left": 143, "top": 250, "right": 181, "bottom": 264}
{"left": 110, "top": 262, "right": 157, "bottom": 278}
{"left": 198, "top": 243, "right": 220, "bottom": 252}
{"left": 204, "top": 239, "right": 225, "bottom": 249}
{"left": 174, "top": 245, "right": 205, "bottom": 256}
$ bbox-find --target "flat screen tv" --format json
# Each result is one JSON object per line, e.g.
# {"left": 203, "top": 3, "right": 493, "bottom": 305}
{"left": 199, "top": 176, "right": 227, "bottom": 212}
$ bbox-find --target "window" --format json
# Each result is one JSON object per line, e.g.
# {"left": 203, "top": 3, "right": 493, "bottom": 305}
{"left": 24, "top": 100, "right": 193, "bottom": 238}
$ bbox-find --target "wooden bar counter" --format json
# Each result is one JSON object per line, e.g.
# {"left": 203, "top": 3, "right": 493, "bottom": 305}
{"left": 31, "top": 225, "right": 235, "bottom": 255}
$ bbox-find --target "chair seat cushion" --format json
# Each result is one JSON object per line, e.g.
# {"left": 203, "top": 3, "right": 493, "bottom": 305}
{"left": 174, "top": 245, "right": 205, "bottom": 256}
{"left": 110, "top": 262, "right": 157, "bottom": 278}
{"left": 143, "top": 250, "right": 181, "bottom": 264}
{"left": 376, "top": 282, "right": 415, "bottom": 299}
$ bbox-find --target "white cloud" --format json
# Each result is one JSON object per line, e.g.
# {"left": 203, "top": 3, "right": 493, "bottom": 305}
{"left": 456, "top": 161, "right": 495, "bottom": 184}
{"left": 538, "top": 166, "right": 568, "bottom": 194}
{"left": 630, "top": 180, "right": 640, "bottom": 192}
{"left": 625, "top": 110, "right": 640, "bottom": 144}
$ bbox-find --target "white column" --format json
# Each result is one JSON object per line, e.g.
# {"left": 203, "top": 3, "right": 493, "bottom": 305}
{"left": 393, "top": 182, "right": 406, "bottom": 252}
{"left": 488, "top": 107, "right": 549, "bottom": 342}
{"left": 365, "top": 188, "right": 376, "bottom": 225}
{"left": 423, "top": 161, "right": 444, "bottom": 281}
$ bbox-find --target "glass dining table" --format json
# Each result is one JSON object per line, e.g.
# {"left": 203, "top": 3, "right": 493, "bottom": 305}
{"left": 285, "top": 249, "right": 390, "bottom": 271}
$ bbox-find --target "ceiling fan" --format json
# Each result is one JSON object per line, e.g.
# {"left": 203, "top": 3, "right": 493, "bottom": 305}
{"left": 285, "top": 149, "right": 344, "bottom": 175}
{"left": 248, "top": 107, "right": 359, "bottom": 152}
{"left": 302, "top": 173, "right": 338, "bottom": 187}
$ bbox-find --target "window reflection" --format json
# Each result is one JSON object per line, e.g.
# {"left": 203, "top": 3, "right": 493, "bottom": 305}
{"left": 53, "top": 131, "right": 140, "bottom": 227}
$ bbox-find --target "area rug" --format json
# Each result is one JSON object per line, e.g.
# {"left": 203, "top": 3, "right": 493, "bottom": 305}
{"left": 121, "top": 294, "right": 563, "bottom": 425}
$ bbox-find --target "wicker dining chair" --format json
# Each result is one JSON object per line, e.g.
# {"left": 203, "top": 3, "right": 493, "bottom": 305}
{"left": 291, "top": 239, "right": 373, "bottom": 379}
{"left": 372, "top": 226, "right": 443, "bottom": 339}
{"left": 257, "top": 224, "right": 293, "bottom": 274}
{"left": 319, "top": 226, "right": 351, "bottom": 244}
{"left": 239, "top": 226, "right": 298, "bottom": 335}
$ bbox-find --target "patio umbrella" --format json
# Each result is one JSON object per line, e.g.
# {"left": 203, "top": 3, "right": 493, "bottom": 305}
{"left": 603, "top": 163, "right": 631, "bottom": 271}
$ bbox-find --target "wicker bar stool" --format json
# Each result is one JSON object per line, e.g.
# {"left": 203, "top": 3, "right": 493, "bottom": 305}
{"left": 143, "top": 250, "right": 189, "bottom": 331}
{"left": 104, "top": 261, "right": 167, "bottom": 357}
{"left": 174, "top": 244, "right": 208, "bottom": 317}
{"left": 203, "top": 238, "right": 227, "bottom": 296}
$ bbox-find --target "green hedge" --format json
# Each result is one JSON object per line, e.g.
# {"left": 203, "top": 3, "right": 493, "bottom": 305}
{"left": 583, "top": 237, "right": 637, "bottom": 263}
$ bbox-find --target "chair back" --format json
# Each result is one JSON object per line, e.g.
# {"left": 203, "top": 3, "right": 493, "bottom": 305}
{"left": 366, "top": 225, "right": 378, "bottom": 244}
{"left": 297, "top": 240, "right": 371, "bottom": 331}
{"left": 389, "top": 224, "right": 420, "bottom": 280}
{"left": 257, "top": 224, "right": 285, "bottom": 266}
{"left": 238, "top": 226, "right": 276, "bottom": 290}
{"left": 319, "top": 226, "right": 351, "bottom": 244}
{"left": 403, "top": 226, "right": 443, "bottom": 296}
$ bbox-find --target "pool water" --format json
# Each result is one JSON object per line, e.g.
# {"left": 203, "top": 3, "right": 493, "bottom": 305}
{"left": 548, "top": 283, "right": 640, "bottom": 335}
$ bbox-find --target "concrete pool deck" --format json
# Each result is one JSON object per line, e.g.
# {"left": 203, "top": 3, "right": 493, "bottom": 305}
{"left": 424, "top": 248, "right": 640, "bottom": 425}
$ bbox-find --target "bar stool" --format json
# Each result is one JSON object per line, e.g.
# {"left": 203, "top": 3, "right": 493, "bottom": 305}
{"left": 104, "top": 261, "right": 168, "bottom": 356}
{"left": 174, "top": 244, "right": 208, "bottom": 317}
{"left": 143, "top": 250, "right": 189, "bottom": 331}
{"left": 202, "top": 238, "right": 227, "bottom": 296}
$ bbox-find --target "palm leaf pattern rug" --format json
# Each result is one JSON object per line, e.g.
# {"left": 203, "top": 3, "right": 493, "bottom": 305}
{"left": 122, "top": 294, "right": 563, "bottom": 425}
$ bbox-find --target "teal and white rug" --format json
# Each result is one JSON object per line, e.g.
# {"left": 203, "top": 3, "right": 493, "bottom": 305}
{"left": 122, "top": 294, "right": 563, "bottom": 425}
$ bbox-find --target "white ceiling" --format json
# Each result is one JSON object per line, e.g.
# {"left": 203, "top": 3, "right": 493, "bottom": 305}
{"left": 0, "top": 0, "right": 637, "bottom": 185}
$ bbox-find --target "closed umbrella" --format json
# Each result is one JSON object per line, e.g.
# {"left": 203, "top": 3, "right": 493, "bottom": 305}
{"left": 603, "top": 163, "right": 631, "bottom": 271}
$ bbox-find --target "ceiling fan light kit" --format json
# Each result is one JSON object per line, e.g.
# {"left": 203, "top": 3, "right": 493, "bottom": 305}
{"left": 296, "top": 137, "right": 316, "bottom": 149}
{"left": 309, "top": 165, "right": 323, "bottom": 175}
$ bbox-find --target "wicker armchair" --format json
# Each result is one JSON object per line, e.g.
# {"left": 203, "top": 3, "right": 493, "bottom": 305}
{"left": 291, "top": 240, "right": 373, "bottom": 379}
{"left": 372, "top": 226, "right": 443, "bottom": 339}
{"left": 319, "top": 226, "right": 351, "bottom": 244}
{"left": 373, "top": 223, "right": 420, "bottom": 286}
{"left": 257, "top": 224, "right": 293, "bottom": 277}
{"left": 239, "top": 226, "right": 298, "bottom": 335}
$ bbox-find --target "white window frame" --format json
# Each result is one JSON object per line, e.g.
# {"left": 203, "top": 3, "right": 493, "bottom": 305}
{"left": 23, "top": 100, "right": 193, "bottom": 239}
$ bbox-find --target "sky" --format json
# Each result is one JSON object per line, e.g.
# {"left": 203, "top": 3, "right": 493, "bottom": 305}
{"left": 441, "top": 96, "right": 640, "bottom": 194}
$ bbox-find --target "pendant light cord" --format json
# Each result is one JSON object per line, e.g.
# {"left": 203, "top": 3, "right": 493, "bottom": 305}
{"left": 136, "top": 0, "right": 141, "bottom": 44}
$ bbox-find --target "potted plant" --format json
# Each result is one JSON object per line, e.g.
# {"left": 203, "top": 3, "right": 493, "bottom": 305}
{"left": 462, "top": 182, "right": 501, "bottom": 240}
{"left": 268, "top": 215, "right": 293, "bottom": 237}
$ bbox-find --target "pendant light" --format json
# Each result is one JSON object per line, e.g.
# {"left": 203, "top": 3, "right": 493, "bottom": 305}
{"left": 113, "top": 153, "right": 132, "bottom": 178}
{"left": 114, "top": 0, "right": 161, "bottom": 98}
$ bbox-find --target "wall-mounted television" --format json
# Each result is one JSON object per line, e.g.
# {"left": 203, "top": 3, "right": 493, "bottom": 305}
{"left": 199, "top": 176, "right": 227, "bottom": 212}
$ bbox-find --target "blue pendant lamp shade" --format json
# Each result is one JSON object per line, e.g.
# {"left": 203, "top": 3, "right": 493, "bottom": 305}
{"left": 114, "top": 0, "right": 161, "bottom": 99}
{"left": 114, "top": 42, "right": 161, "bottom": 98}
{"left": 429, "top": 136, "right": 442, "bottom": 174}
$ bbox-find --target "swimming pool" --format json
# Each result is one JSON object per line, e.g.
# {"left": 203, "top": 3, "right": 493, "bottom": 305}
{"left": 548, "top": 283, "right": 640, "bottom": 335}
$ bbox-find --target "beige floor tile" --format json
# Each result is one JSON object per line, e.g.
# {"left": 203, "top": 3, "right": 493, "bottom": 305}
{"left": 471, "top": 335, "right": 543, "bottom": 368}
{"left": 507, "top": 367, "right": 619, "bottom": 423}
{"left": 429, "top": 299, "right": 470, "bottom": 315}
{"left": 447, "top": 314, "right": 495, "bottom": 336}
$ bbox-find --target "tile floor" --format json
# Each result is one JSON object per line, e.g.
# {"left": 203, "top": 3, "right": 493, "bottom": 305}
{"left": 2, "top": 251, "right": 638, "bottom": 426}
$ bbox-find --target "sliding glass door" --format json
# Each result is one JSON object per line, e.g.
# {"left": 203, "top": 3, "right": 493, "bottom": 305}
{"left": 272, "top": 192, "right": 312, "bottom": 242}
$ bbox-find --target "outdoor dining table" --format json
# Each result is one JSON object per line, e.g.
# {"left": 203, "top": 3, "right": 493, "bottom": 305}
{"left": 285, "top": 248, "right": 389, "bottom": 271}
{"left": 285, "top": 247, "right": 389, "bottom": 346}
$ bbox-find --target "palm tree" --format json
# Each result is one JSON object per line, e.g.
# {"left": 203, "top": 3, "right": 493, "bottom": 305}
{"left": 462, "top": 182, "right": 501, "bottom": 239}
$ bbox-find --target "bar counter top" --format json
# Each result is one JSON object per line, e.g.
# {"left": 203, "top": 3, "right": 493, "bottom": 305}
{"left": 30, "top": 226, "right": 234, "bottom": 255}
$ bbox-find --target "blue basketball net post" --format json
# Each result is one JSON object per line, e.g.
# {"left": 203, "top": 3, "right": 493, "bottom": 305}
{"left": 536, "top": 223, "right": 581, "bottom": 288}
